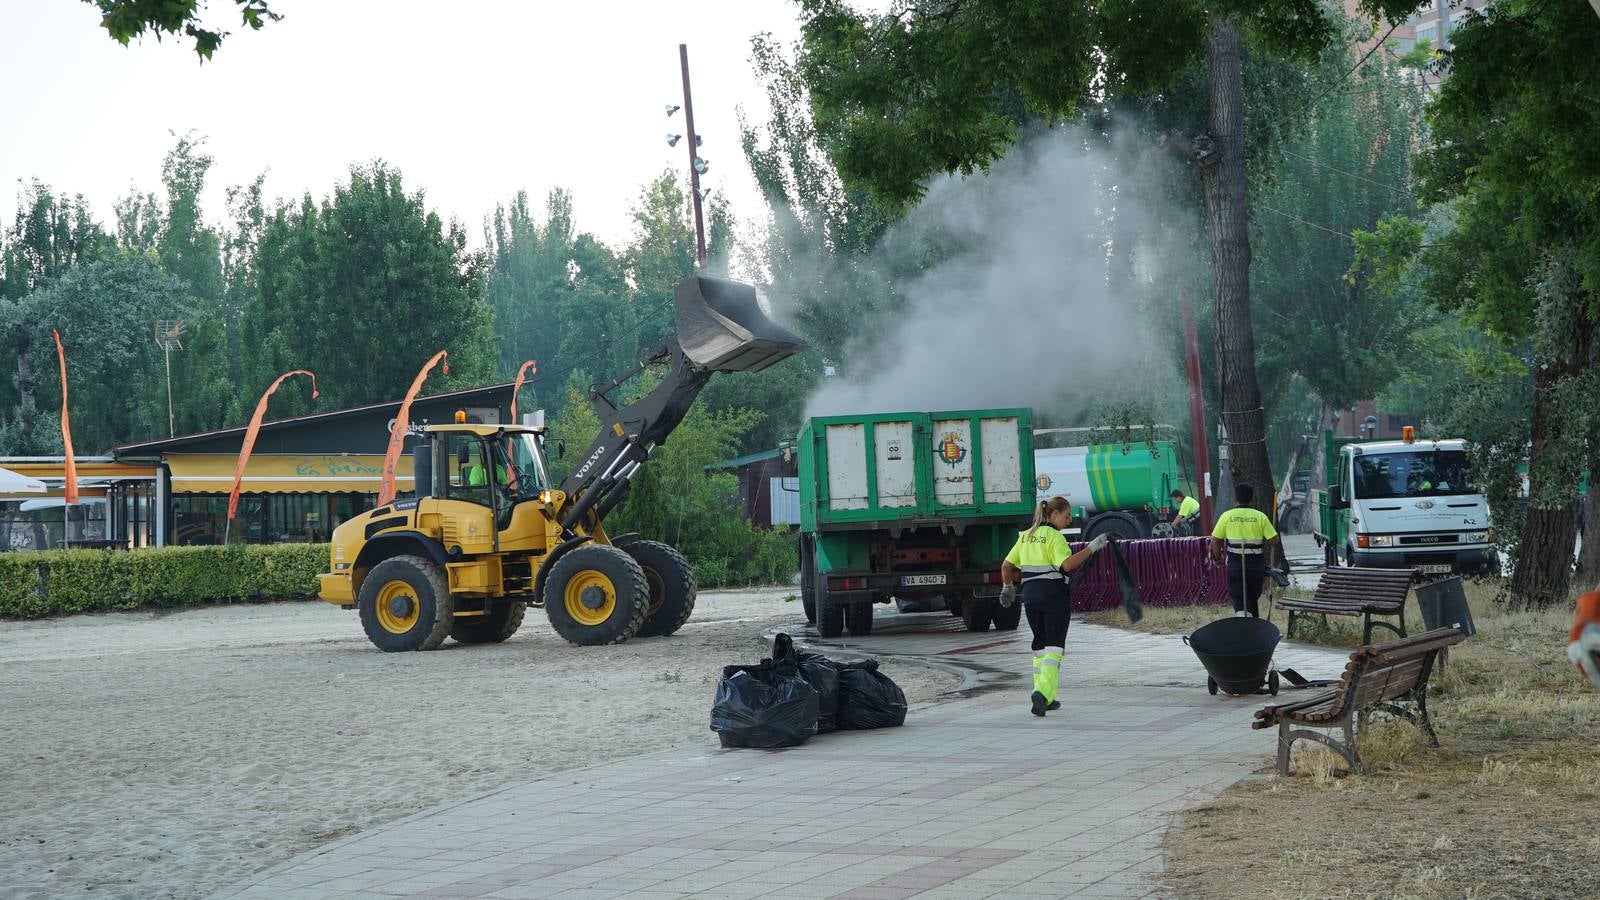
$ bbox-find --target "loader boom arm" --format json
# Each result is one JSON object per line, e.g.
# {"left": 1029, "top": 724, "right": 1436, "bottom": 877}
{"left": 554, "top": 275, "right": 806, "bottom": 534}
{"left": 557, "top": 341, "right": 710, "bottom": 532}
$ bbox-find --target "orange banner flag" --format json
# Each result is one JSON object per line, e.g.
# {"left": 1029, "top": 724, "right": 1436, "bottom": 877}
{"left": 229, "top": 370, "right": 319, "bottom": 522}
{"left": 378, "top": 350, "right": 449, "bottom": 506}
{"left": 52, "top": 330, "right": 78, "bottom": 506}
{"left": 510, "top": 359, "right": 538, "bottom": 421}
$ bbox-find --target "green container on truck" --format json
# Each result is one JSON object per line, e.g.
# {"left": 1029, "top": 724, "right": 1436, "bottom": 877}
{"left": 1309, "top": 429, "right": 1497, "bottom": 576}
{"left": 1032, "top": 440, "right": 1187, "bottom": 539}
{"left": 797, "top": 408, "right": 1036, "bottom": 637}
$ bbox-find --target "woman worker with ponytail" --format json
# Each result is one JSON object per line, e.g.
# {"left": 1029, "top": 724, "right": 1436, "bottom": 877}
{"left": 999, "top": 496, "right": 1108, "bottom": 717}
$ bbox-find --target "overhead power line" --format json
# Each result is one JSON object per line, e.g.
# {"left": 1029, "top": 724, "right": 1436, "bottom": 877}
{"left": 1278, "top": 149, "right": 1412, "bottom": 196}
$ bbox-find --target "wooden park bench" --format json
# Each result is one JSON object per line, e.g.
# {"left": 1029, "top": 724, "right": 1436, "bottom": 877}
{"left": 1253, "top": 627, "right": 1465, "bottom": 775}
{"left": 1273, "top": 566, "right": 1413, "bottom": 644}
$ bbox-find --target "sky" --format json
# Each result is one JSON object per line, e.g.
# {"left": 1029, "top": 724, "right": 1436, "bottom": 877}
{"left": 0, "top": 0, "right": 809, "bottom": 249}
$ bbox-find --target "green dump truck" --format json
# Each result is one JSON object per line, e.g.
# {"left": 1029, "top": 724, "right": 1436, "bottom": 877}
{"left": 797, "top": 408, "right": 1035, "bottom": 637}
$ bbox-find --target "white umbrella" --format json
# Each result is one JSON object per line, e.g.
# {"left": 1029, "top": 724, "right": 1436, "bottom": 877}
{"left": 0, "top": 466, "right": 47, "bottom": 494}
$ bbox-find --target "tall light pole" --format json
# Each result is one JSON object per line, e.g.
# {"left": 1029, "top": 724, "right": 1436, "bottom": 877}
{"left": 154, "top": 320, "right": 185, "bottom": 438}
{"left": 678, "top": 43, "right": 707, "bottom": 269}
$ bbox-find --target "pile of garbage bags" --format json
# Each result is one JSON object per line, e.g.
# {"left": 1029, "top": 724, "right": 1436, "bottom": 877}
{"left": 710, "top": 632, "right": 906, "bottom": 749}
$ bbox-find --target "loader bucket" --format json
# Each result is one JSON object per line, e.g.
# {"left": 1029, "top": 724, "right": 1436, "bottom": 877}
{"left": 674, "top": 276, "right": 806, "bottom": 373}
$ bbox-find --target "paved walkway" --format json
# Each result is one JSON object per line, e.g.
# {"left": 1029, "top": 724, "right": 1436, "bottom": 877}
{"left": 215, "top": 615, "right": 1346, "bottom": 899}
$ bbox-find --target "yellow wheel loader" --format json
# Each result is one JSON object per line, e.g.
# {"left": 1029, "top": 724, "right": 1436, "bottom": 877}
{"left": 316, "top": 276, "right": 804, "bottom": 650}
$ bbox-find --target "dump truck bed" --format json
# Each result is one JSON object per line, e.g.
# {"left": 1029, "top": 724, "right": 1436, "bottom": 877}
{"left": 798, "top": 408, "right": 1035, "bottom": 530}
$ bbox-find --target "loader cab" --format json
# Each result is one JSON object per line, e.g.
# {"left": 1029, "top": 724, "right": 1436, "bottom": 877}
{"left": 427, "top": 425, "right": 552, "bottom": 528}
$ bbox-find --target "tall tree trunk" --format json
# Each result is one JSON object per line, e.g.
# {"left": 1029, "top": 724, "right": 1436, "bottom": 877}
{"left": 1201, "top": 21, "right": 1275, "bottom": 518}
{"left": 14, "top": 334, "right": 35, "bottom": 444}
{"left": 1512, "top": 322, "right": 1593, "bottom": 606}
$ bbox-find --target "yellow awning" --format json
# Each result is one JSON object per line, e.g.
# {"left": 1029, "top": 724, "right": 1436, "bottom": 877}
{"left": 166, "top": 454, "right": 413, "bottom": 494}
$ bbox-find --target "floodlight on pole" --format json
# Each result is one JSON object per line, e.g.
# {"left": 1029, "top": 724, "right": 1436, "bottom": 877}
{"left": 665, "top": 104, "right": 680, "bottom": 116}
{"left": 154, "top": 320, "right": 186, "bottom": 438}
{"left": 666, "top": 133, "right": 682, "bottom": 147}
{"left": 678, "top": 44, "right": 707, "bottom": 268}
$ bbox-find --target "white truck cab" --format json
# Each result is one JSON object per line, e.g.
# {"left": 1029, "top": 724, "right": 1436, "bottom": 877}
{"left": 1313, "top": 433, "right": 1497, "bottom": 576}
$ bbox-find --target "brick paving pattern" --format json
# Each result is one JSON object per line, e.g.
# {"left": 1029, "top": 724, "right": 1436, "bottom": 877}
{"left": 214, "top": 616, "right": 1345, "bottom": 899}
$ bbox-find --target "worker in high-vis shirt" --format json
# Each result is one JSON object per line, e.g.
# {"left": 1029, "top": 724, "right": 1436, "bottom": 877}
{"left": 1208, "top": 482, "right": 1286, "bottom": 618}
{"left": 999, "top": 496, "right": 1108, "bottom": 717}
{"left": 1170, "top": 489, "right": 1201, "bottom": 535}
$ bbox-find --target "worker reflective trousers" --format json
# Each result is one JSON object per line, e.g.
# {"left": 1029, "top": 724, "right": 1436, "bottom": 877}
{"left": 1226, "top": 553, "right": 1267, "bottom": 618}
{"left": 1024, "top": 580, "right": 1070, "bottom": 704}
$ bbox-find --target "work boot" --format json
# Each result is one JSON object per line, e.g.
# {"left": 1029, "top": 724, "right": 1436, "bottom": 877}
{"left": 1047, "top": 700, "right": 1061, "bottom": 711}
{"left": 1031, "top": 691, "right": 1047, "bottom": 717}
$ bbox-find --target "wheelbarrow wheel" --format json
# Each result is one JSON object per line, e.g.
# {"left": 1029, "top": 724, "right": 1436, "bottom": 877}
{"left": 1207, "top": 676, "right": 1218, "bottom": 696}
{"left": 1268, "top": 670, "right": 1280, "bottom": 696}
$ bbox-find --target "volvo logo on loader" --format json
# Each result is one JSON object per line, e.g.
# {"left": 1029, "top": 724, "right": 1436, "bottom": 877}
{"left": 574, "top": 445, "right": 609, "bottom": 481}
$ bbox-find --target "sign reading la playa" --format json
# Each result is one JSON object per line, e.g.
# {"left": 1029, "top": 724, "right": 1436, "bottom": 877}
{"left": 293, "top": 457, "right": 389, "bottom": 477}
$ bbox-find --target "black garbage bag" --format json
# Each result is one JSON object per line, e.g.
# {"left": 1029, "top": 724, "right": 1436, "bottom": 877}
{"left": 835, "top": 659, "right": 907, "bottom": 730}
{"left": 1109, "top": 540, "right": 1143, "bottom": 624}
{"left": 770, "top": 633, "right": 842, "bottom": 734}
{"left": 709, "top": 657, "right": 819, "bottom": 749}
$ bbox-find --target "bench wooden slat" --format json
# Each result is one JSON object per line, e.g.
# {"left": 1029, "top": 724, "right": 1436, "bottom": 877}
{"left": 1255, "top": 626, "right": 1463, "bottom": 774}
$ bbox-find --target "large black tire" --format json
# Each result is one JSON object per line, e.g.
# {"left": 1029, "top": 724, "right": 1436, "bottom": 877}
{"left": 991, "top": 598, "right": 1023, "bottom": 631}
{"left": 450, "top": 601, "right": 526, "bottom": 645}
{"left": 815, "top": 570, "right": 844, "bottom": 638}
{"left": 626, "top": 540, "right": 697, "bottom": 637}
{"left": 358, "top": 554, "right": 454, "bottom": 652}
{"left": 947, "top": 593, "right": 964, "bottom": 617}
{"left": 799, "top": 535, "right": 817, "bottom": 624}
{"left": 845, "top": 601, "right": 874, "bottom": 636}
{"left": 962, "top": 595, "right": 994, "bottom": 632}
{"left": 543, "top": 544, "right": 650, "bottom": 645}
{"left": 1086, "top": 513, "right": 1143, "bottom": 542}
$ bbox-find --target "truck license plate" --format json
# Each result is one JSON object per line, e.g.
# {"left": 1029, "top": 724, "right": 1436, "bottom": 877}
{"left": 901, "top": 574, "right": 946, "bottom": 586}
{"left": 1419, "top": 564, "right": 1452, "bottom": 575}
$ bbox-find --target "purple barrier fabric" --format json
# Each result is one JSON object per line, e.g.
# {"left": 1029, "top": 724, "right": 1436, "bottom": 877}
{"left": 1067, "top": 537, "right": 1228, "bottom": 611}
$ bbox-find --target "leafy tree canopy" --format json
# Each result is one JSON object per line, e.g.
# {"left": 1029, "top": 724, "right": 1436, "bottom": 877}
{"left": 87, "top": 0, "right": 280, "bottom": 59}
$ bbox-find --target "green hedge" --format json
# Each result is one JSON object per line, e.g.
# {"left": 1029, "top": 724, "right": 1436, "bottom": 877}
{"left": 0, "top": 544, "right": 328, "bottom": 619}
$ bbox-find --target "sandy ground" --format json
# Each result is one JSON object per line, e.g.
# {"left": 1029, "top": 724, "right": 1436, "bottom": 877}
{"left": 0, "top": 589, "right": 959, "bottom": 899}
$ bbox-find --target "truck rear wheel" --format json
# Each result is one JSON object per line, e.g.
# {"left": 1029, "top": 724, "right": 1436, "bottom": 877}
{"left": 845, "top": 601, "right": 874, "bottom": 636}
{"left": 450, "top": 601, "right": 526, "bottom": 645}
{"left": 991, "top": 599, "right": 1022, "bottom": 631}
{"left": 962, "top": 595, "right": 994, "bottom": 632}
{"left": 626, "top": 541, "right": 697, "bottom": 638}
{"left": 358, "top": 555, "right": 454, "bottom": 652}
{"left": 799, "top": 535, "right": 817, "bottom": 624}
{"left": 543, "top": 545, "right": 650, "bottom": 645}
{"left": 1086, "top": 512, "right": 1143, "bottom": 542}
{"left": 815, "top": 570, "right": 844, "bottom": 638}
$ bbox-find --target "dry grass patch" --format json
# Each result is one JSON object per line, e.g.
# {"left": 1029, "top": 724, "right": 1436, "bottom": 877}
{"left": 1107, "top": 580, "right": 1600, "bottom": 899}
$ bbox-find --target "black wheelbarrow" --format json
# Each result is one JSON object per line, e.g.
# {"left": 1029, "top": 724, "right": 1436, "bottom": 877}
{"left": 1184, "top": 616, "right": 1282, "bottom": 696}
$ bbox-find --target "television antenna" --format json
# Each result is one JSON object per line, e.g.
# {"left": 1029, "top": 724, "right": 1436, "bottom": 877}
{"left": 154, "top": 320, "right": 185, "bottom": 437}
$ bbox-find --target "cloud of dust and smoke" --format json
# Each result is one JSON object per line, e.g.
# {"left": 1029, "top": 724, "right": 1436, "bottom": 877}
{"left": 805, "top": 126, "right": 1192, "bottom": 421}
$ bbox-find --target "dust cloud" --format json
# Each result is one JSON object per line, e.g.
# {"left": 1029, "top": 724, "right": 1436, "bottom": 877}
{"left": 805, "top": 127, "right": 1190, "bottom": 420}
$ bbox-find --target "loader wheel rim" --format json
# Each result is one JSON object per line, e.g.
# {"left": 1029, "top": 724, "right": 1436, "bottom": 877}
{"left": 564, "top": 571, "right": 617, "bottom": 626}
{"left": 644, "top": 568, "right": 665, "bottom": 616}
{"left": 375, "top": 580, "right": 420, "bottom": 634}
